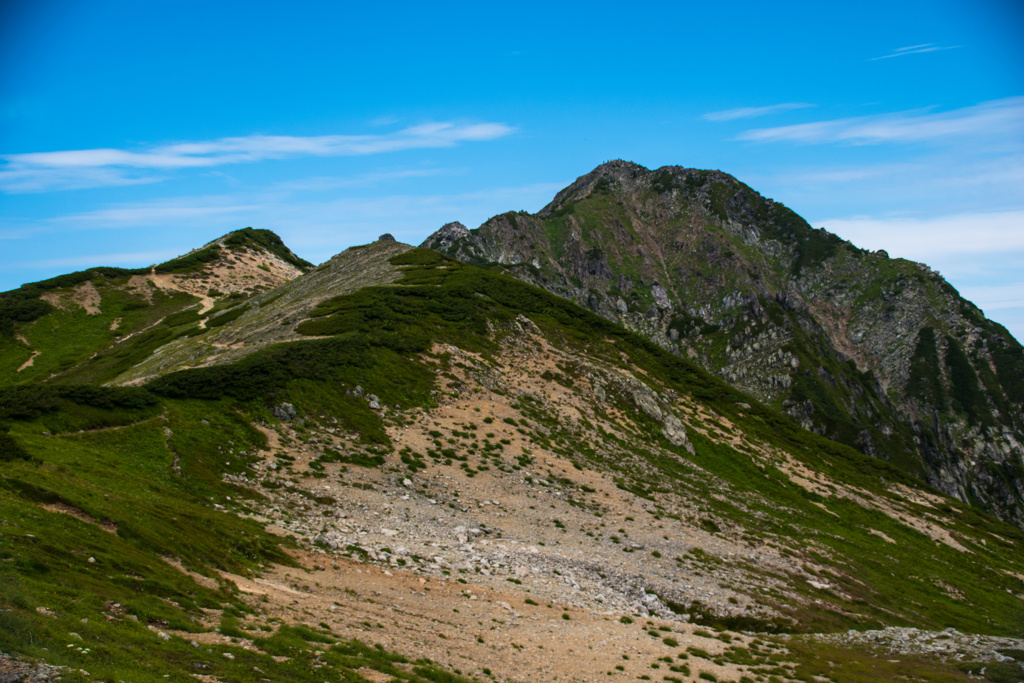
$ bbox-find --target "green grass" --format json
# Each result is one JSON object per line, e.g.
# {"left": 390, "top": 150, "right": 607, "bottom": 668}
{"left": 908, "top": 327, "right": 947, "bottom": 412}
{"left": 0, "top": 389, "right": 475, "bottom": 682}
{"left": 945, "top": 335, "right": 991, "bottom": 426}
{"left": 780, "top": 637, "right": 977, "bottom": 683}
{"left": 1, "top": 284, "right": 199, "bottom": 387}
{"left": 228, "top": 247, "right": 1022, "bottom": 635}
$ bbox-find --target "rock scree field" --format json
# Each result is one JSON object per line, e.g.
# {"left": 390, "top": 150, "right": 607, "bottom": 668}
{"left": 0, "top": 171, "right": 1023, "bottom": 683}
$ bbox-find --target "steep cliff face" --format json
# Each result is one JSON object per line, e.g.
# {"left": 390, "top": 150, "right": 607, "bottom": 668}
{"left": 422, "top": 160, "right": 1024, "bottom": 526}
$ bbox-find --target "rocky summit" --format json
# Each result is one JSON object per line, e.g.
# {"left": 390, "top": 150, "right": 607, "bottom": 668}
{"left": 422, "top": 160, "right": 1024, "bottom": 529}
{"left": 0, "top": 198, "right": 1022, "bottom": 683}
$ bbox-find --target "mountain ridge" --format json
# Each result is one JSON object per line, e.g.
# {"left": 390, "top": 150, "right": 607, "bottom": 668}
{"left": 0, "top": 227, "right": 312, "bottom": 387}
{"left": 421, "top": 160, "right": 1024, "bottom": 528}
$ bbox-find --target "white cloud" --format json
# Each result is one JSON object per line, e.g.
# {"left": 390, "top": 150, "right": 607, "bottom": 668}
{"left": 273, "top": 168, "right": 456, "bottom": 192}
{"left": 870, "top": 43, "right": 960, "bottom": 60}
{"left": 737, "top": 97, "right": 1024, "bottom": 145}
{"left": 702, "top": 103, "right": 815, "bottom": 121}
{"left": 24, "top": 181, "right": 565, "bottom": 267}
{"left": 958, "top": 282, "right": 1024, "bottom": 311}
{"left": 58, "top": 202, "right": 259, "bottom": 227}
{"left": 820, "top": 210, "right": 1024, "bottom": 261}
{"left": 0, "top": 122, "right": 516, "bottom": 193}
{"left": 369, "top": 115, "right": 401, "bottom": 127}
{"left": 0, "top": 167, "right": 165, "bottom": 193}
{"left": 6, "top": 250, "right": 181, "bottom": 271}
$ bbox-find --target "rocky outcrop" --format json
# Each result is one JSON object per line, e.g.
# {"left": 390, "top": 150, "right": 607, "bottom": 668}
{"left": 422, "top": 160, "right": 1024, "bottom": 527}
{"left": 272, "top": 403, "right": 297, "bottom": 421}
{"left": 603, "top": 371, "right": 694, "bottom": 454}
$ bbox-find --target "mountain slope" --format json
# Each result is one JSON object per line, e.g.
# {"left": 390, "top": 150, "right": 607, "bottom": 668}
{"left": 1, "top": 242, "right": 1023, "bottom": 682}
{"left": 2, "top": 243, "right": 1023, "bottom": 683}
{"left": 112, "top": 238, "right": 412, "bottom": 385}
{"left": 0, "top": 228, "right": 312, "bottom": 388}
{"left": 421, "top": 161, "right": 1024, "bottom": 528}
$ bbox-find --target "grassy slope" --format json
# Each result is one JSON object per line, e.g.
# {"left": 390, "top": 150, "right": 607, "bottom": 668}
{"left": 1, "top": 247, "right": 1021, "bottom": 681}
{"left": 0, "top": 395, "right": 472, "bottom": 682}
{"left": 0, "top": 228, "right": 314, "bottom": 390}
{"left": 148, "top": 248, "right": 1024, "bottom": 633}
{"left": 6, "top": 286, "right": 201, "bottom": 387}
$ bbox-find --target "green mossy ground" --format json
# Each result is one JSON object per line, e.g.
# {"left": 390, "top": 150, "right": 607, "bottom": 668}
{"left": 0, "top": 280, "right": 201, "bottom": 387}
{"left": 0, "top": 390, "right": 472, "bottom": 682}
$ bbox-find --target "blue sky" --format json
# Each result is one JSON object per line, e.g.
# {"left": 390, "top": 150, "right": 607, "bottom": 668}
{"left": 2, "top": 0, "right": 1023, "bottom": 336}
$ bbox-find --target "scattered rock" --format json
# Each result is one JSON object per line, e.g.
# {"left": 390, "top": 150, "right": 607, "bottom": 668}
{"left": 815, "top": 626, "right": 1024, "bottom": 662}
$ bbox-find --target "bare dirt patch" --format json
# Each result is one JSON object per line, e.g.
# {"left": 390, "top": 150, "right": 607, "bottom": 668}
{"left": 17, "top": 350, "right": 40, "bottom": 372}
{"left": 42, "top": 501, "right": 118, "bottom": 533}
{"left": 235, "top": 550, "right": 753, "bottom": 683}
{"left": 40, "top": 280, "right": 103, "bottom": 315}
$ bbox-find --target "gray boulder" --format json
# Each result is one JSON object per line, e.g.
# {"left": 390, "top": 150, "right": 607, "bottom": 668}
{"left": 272, "top": 403, "right": 297, "bottom": 421}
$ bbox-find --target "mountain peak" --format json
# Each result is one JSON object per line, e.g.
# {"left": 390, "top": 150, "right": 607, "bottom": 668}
{"left": 192, "top": 227, "right": 314, "bottom": 274}
{"left": 421, "top": 221, "right": 470, "bottom": 251}
{"left": 539, "top": 160, "right": 750, "bottom": 218}
{"left": 421, "top": 162, "right": 1024, "bottom": 528}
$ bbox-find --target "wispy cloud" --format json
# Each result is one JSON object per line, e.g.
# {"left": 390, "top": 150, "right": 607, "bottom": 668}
{"left": 38, "top": 182, "right": 566, "bottom": 257}
{"left": 870, "top": 43, "right": 960, "bottom": 60}
{"left": 820, "top": 210, "right": 1024, "bottom": 261}
{"left": 958, "top": 282, "right": 1024, "bottom": 311}
{"left": 58, "top": 202, "right": 259, "bottom": 227}
{"left": 369, "top": 115, "right": 401, "bottom": 127}
{"left": 702, "top": 102, "right": 815, "bottom": 121}
{"left": 0, "top": 122, "right": 516, "bottom": 193}
{"left": 737, "top": 97, "right": 1024, "bottom": 145}
{"left": 0, "top": 167, "right": 166, "bottom": 193}
{"left": 764, "top": 154, "right": 1024, "bottom": 188}
{"left": 5, "top": 250, "right": 181, "bottom": 271}
{"left": 273, "top": 168, "right": 457, "bottom": 192}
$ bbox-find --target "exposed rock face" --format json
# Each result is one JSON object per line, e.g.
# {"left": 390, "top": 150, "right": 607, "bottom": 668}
{"left": 421, "top": 222, "right": 470, "bottom": 250}
{"left": 422, "top": 160, "right": 1024, "bottom": 527}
